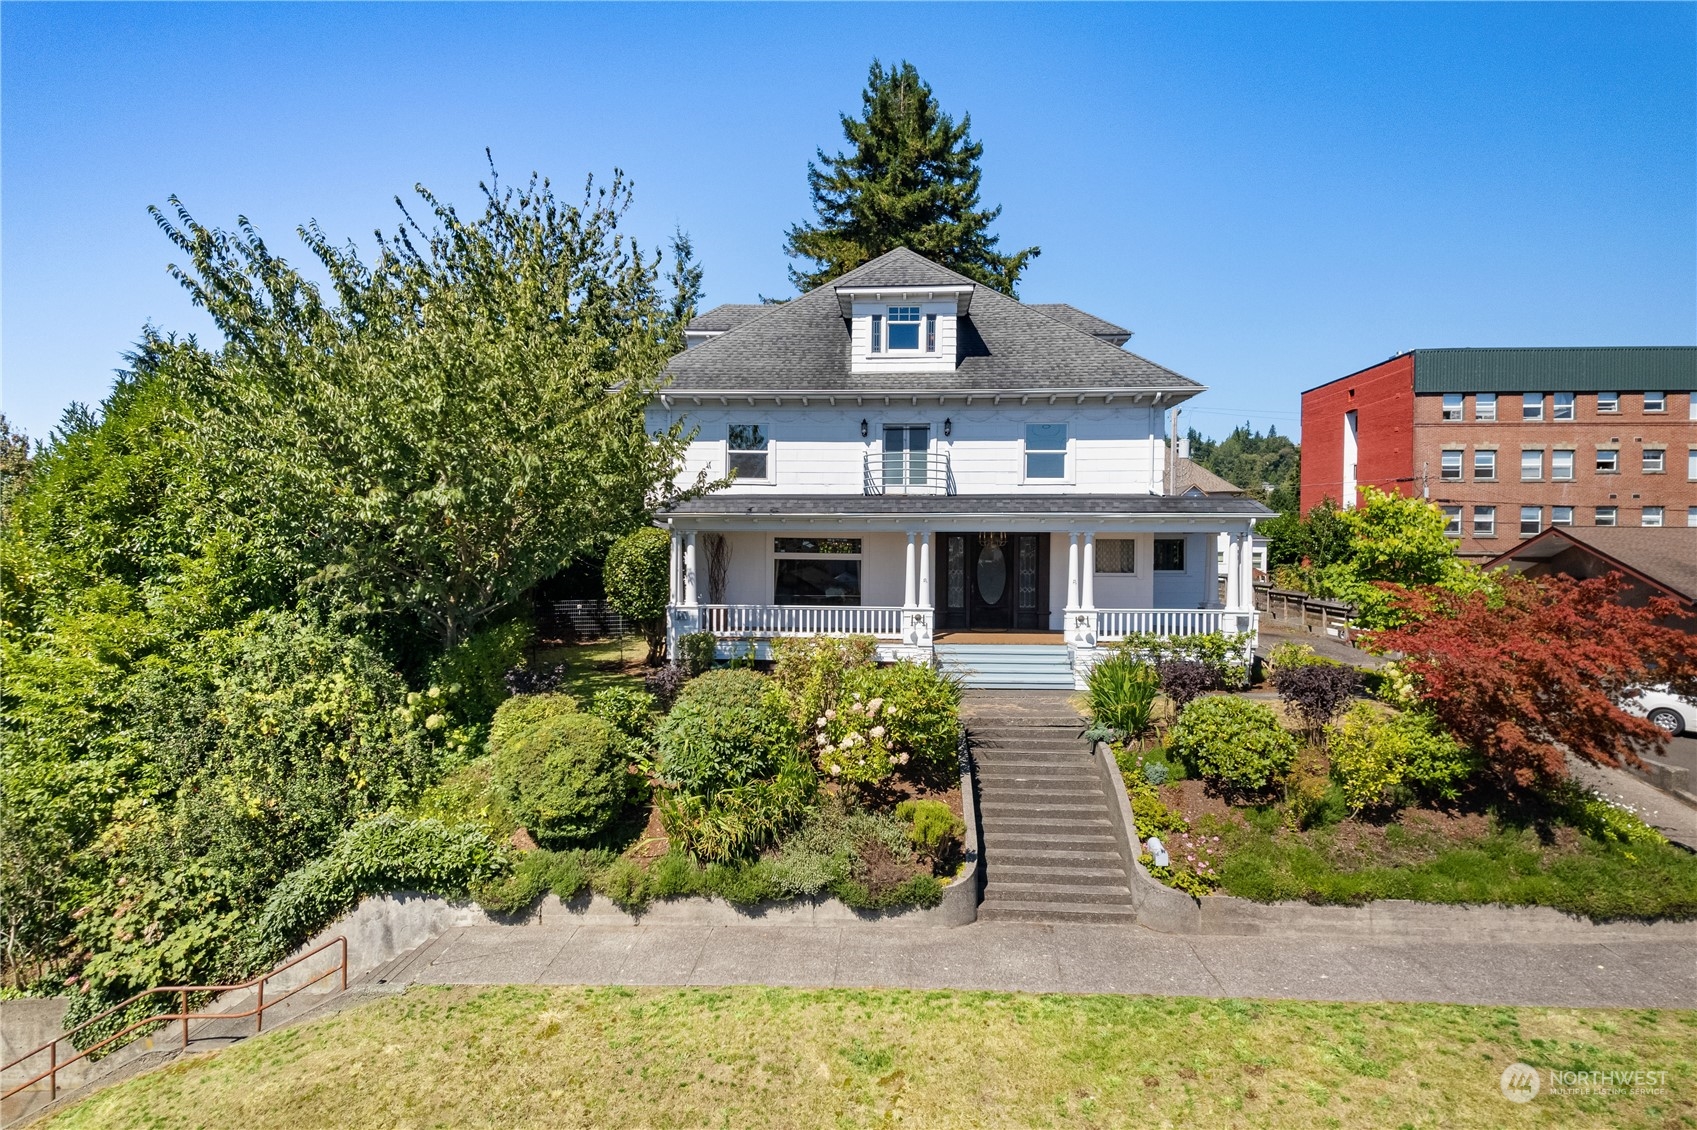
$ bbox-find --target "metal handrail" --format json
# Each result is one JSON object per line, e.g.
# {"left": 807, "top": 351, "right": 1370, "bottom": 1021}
{"left": 862, "top": 452, "right": 954, "bottom": 495}
{"left": 2, "top": 935, "right": 348, "bottom": 1103}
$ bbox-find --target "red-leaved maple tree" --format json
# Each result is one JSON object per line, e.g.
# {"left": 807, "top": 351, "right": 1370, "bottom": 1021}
{"left": 1366, "top": 573, "right": 1697, "bottom": 789}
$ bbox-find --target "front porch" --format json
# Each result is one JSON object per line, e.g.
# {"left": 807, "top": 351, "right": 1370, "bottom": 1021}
{"left": 659, "top": 496, "right": 1264, "bottom": 687}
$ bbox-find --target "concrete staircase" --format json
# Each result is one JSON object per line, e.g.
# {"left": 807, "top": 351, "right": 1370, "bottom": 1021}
{"left": 963, "top": 693, "right": 1138, "bottom": 924}
{"left": 936, "top": 643, "right": 1075, "bottom": 690}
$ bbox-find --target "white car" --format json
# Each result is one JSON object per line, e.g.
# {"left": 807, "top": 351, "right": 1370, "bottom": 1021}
{"left": 1625, "top": 687, "right": 1694, "bottom": 736}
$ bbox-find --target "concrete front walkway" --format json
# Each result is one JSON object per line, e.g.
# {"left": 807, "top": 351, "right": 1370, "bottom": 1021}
{"left": 378, "top": 919, "right": 1696, "bottom": 1009}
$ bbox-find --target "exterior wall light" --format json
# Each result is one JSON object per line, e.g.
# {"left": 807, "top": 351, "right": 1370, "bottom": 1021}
{"left": 860, "top": 418, "right": 869, "bottom": 438}
{"left": 944, "top": 417, "right": 952, "bottom": 437}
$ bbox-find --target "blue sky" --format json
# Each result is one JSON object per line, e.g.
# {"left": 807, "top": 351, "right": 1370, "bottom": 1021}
{"left": 4, "top": 2, "right": 1694, "bottom": 443}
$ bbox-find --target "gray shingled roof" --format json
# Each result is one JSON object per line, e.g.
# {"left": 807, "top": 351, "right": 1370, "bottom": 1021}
{"left": 688, "top": 304, "right": 775, "bottom": 334}
{"left": 1172, "top": 457, "right": 1246, "bottom": 497}
{"left": 666, "top": 248, "right": 1199, "bottom": 395}
{"left": 1488, "top": 527, "right": 1697, "bottom": 604}
{"left": 663, "top": 493, "right": 1273, "bottom": 519}
{"left": 1027, "top": 303, "right": 1132, "bottom": 346}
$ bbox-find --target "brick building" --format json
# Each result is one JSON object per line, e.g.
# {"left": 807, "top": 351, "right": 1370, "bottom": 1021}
{"left": 1301, "top": 347, "right": 1697, "bottom": 560}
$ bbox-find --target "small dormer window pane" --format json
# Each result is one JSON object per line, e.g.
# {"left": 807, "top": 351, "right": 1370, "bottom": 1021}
{"left": 886, "top": 306, "right": 920, "bottom": 349}
{"left": 925, "top": 314, "right": 937, "bottom": 353}
{"left": 870, "top": 315, "right": 882, "bottom": 353}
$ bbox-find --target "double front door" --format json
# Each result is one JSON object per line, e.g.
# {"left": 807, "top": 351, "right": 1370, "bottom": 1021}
{"left": 937, "top": 533, "right": 1049, "bottom": 630}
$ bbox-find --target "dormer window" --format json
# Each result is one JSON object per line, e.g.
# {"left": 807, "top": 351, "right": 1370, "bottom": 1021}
{"left": 887, "top": 306, "right": 922, "bottom": 350}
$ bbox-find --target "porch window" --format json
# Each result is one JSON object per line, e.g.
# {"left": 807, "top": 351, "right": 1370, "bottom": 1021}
{"left": 1153, "top": 538, "right": 1185, "bottom": 571}
{"left": 1096, "top": 539, "right": 1136, "bottom": 573}
{"left": 773, "top": 537, "right": 862, "bottom": 605}
{"left": 1025, "top": 423, "right": 1067, "bottom": 479}
{"left": 728, "top": 424, "right": 768, "bottom": 479}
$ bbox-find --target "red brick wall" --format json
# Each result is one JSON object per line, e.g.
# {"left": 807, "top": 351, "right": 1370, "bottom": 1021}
{"left": 1419, "top": 390, "right": 1697, "bottom": 559}
{"left": 1299, "top": 354, "right": 1417, "bottom": 513}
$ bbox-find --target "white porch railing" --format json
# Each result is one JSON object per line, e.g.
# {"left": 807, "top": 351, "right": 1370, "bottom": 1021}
{"left": 695, "top": 604, "right": 906, "bottom": 639}
{"left": 1094, "top": 608, "right": 1242, "bottom": 640}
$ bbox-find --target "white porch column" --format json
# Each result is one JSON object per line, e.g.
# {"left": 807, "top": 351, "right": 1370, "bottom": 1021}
{"left": 917, "top": 530, "right": 933, "bottom": 608}
{"left": 1080, "top": 531, "right": 1096, "bottom": 610}
{"left": 903, "top": 531, "right": 918, "bottom": 609}
{"left": 1223, "top": 531, "right": 1242, "bottom": 611}
{"left": 1239, "top": 525, "right": 1257, "bottom": 609}
{"left": 1064, "top": 532, "right": 1081, "bottom": 611}
{"left": 1209, "top": 531, "right": 1226, "bottom": 609}
{"left": 683, "top": 532, "right": 699, "bottom": 607}
{"left": 669, "top": 531, "right": 683, "bottom": 606}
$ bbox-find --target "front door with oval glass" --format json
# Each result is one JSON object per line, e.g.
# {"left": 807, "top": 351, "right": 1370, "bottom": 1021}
{"left": 938, "top": 532, "right": 1048, "bottom": 630}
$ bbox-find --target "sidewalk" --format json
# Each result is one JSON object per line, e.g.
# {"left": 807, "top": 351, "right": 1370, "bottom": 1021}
{"left": 385, "top": 918, "right": 1696, "bottom": 1009}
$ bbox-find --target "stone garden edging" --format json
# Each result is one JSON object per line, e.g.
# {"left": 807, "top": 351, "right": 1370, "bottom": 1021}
{"left": 1094, "top": 741, "right": 1689, "bottom": 942}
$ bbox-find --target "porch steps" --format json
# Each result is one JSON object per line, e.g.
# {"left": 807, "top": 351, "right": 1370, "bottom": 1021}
{"left": 962, "top": 695, "right": 1139, "bottom": 924}
{"left": 936, "top": 644, "right": 1075, "bottom": 690}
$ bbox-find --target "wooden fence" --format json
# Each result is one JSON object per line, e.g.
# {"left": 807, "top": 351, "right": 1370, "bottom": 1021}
{"left": 1253, "top": 583, "right": 1354, "bottom": 638}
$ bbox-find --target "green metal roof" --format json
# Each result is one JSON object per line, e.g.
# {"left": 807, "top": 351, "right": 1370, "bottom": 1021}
{"left": 1412, "top": 347, "right": 1697, "bottom": 393}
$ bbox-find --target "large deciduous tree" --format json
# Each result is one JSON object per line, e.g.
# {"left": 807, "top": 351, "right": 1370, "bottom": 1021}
{"left": 1367, "top": 574, "right": 1697, "bottom": 789}
{"left": 784, "top": 60, "right": 1039, "bottom": 295}
{"left": 152, "top": 163, "right": 705, "bottom": 648}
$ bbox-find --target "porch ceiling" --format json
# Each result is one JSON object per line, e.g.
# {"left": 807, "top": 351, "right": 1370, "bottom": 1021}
{"left": 659, "top": 493, "right": 1273, "bottom": 531}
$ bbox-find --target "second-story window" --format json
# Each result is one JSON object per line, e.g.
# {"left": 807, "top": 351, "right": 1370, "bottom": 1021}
{"left": 1643, "top": 506, "right": 1665, "bottom": 527}
{"left": 886, "top": 306, "right": 921, "bottom": 350}
{"left": 870, "top": 314, "right": 882, "bottom": 353}
{"left": 1442, "top": 393, "right": 1464, "bottom": 421}
{"left": 728, "top": 423, "right": 768, "bottom": 479}
{"left": 1645, "top": 391, "right": 1667, "bottom": 413}
{"left": 881, "top": 424, "right": 931, "bottom": 487}
{"left": 925, "top": 314, "right": 937, "bottom": 352}
{"left": 1595, "top": 506, "right": 1618, "bottom": 526}
{"left": 1025, "top": 423, "right": 1067, "bottom": 479}
{"left": 1475, "top": 393, "right": 1497, "bottom": 421}
{"left": 1522, "top": 393, "right": 1543, "bottom": 421}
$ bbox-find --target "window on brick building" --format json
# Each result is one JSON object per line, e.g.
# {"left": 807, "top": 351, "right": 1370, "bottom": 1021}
{"left": 1473, "top": 450, "right": 1496, "bottom": 480}
{"left": 1441, "top": 393, "right": 1464, "bottom": 421}
{"left": 1643, "top": 448, "right": 1665, "bottom": 474}
{"left": 1551, "top": 506, "right": 1574, "bottom": 527}
{"left": 1596, "top": 449, "right": 1618, "bottom": 474}
{"left": 1642, "top": 507, "right": 1664, "bottom": 527}
{"left": 1644, "top": 391, "right": 1666, "bottom": 413}
{"left": 1440, "top": 449, "right": 1463, "bottom": 481}
{"left": 1520, "top": 507, "right": 1542, "bottom": 537}
{"left": 1522, "top": 393, "right": 1543, "bottom": 421}
{"left": 1596, "top": 391, "right": 1619, "bottom": 414}
{"left": 1441, "top": 506, "right": 1462, "bottom": 537}
{"left": 1552, "top": 392, "right": 1575, "bottom": 421}
{"left": 1475, "top": 393, "right": 1497, "bottom": 421}
{"left": 1551, "top": 449, "right": 1574, "bottom": 481}
{"left": 1473, "top": 506, "right": 1496, "bottom": 537}
{"left": 1595, "top": 506, "right": 1618, "bottom": 527}
{"left": 1520, "top": 449, "right": 1542, "bottom": 481}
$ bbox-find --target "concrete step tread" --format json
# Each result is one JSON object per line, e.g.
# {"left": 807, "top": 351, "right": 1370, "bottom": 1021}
{"left": 980, "top": 816, "right": 1114, "bottom": 831}
{"left": 984, "top": 849, "right": 1127, "bottom": 866}
{"left": 983, "top": 881, "right": 1135, "bottom": 902}
{"left": 977, "top": 903, "right": 1141, "bottom": 923}
{"left": 981, "top": 837, "right": 1122, "bottom": 852}
{"left": 989, "top": 867, "right": 1130, "bottom": 885}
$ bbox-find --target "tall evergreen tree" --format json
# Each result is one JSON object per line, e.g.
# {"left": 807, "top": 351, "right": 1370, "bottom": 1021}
{"left": 784, "top": 60, "right": 1039, "bottom": 295}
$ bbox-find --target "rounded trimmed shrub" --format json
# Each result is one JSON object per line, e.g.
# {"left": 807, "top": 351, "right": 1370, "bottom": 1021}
{"left": 488, "top": 694, "right": 634, "bottom": 846}
{"left": 655, "top": 669, "right": 797, "bottom": 796}
{"left": 1169, "top": 694, "right": 1299, "bottom": 791}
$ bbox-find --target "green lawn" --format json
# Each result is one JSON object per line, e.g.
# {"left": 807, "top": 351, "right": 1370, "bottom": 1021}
{"left": 533, "top": 637, "right": 650, "bottom": 701}
{"left": 43, "top": 986, "right": 1696, "bottom": 1129}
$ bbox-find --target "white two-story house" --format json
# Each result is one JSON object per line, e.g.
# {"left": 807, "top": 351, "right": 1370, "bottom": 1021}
{"left": 650, "top": 248, "right": 1270, "bottom": 688}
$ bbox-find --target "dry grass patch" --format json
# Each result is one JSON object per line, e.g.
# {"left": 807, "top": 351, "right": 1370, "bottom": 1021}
{"left": 42, "top": 986, "right": 1697, "bottom": 1129}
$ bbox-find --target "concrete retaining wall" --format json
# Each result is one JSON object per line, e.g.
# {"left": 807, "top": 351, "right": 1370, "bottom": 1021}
{"left": 1093, "top": 740, "right": 1201, "bottom": 932}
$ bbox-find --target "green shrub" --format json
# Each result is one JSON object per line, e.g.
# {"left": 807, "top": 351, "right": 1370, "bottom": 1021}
{"left": 1169, "top": 695, "right": 1298, "bottom": 792}
{"left": 678, "top": 630, "right": 717, "bottom": 677}
{"left": 809, "top": 661, "right": 960, "bottom": 787}
{"left": 1548, "top": 783, "right": 1667, "bottom": 848}
{"left": 1283, "top": 747, "right": 1344, "bottom": 830}
{"left": 1085, "top": 655, "right": 1160, "bottom": 739}
{"left": 247, "top": 815, "right": 506, "bottom": 970}
{"left": 770, "top": 634, "right": 879, "bottom": 729}
{"left": 488, "top": 696, "right": 635, "bottom": 846}
{"left": 703, "top": 859, "right": 782, "bottom": 905}
{"left": 1116, "top": 630, "right": 1252, "bottom": 687}
{"left": 589, "top": 685, "right": 657, "bottom": 739}
{"left": 427, "top": 618, "right": 531, "bottom": 732}
{"left": 1265, "top": 642, "right": 1339, "bottom": 674}
{"left": 1330, "top": 703, "right": 1478, "bottom": 812}
{"left": 646, "top": 849, "right": 706, "bottom": 900}
{"left": 895, "top": 798, "right": 964, "bottom": 855}
{"left": 655, "top": 669, "right": 797, "bottom": 796}
{"left": 410, "top": 756, "right": 515, "bottom": 838}
{"left": 470, "top": 848, "right": 592, "bottom": 914}
{"left": 656, "top": 753, "right": 816, "bottom": 862}
{"left": 604, "top": 527, "right": 671, "bottom": 659}
{"left": 593, "top": 856, "right": 650, "bottom": 911}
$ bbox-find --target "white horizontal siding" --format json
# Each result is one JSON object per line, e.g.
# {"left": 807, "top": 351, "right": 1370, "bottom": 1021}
{"left": 649, "top": 403, "right": 1166, "bottom": 495}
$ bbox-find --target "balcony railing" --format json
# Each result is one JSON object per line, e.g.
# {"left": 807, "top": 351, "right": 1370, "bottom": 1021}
{"left": 863, "top": 452, "right": 954, "bottom": 496}
{"left": 697, "top": 603, "right": 906, "bottom": 639}
{"left": 1094, "top": 608, "right": 1251, "bottom": 640}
